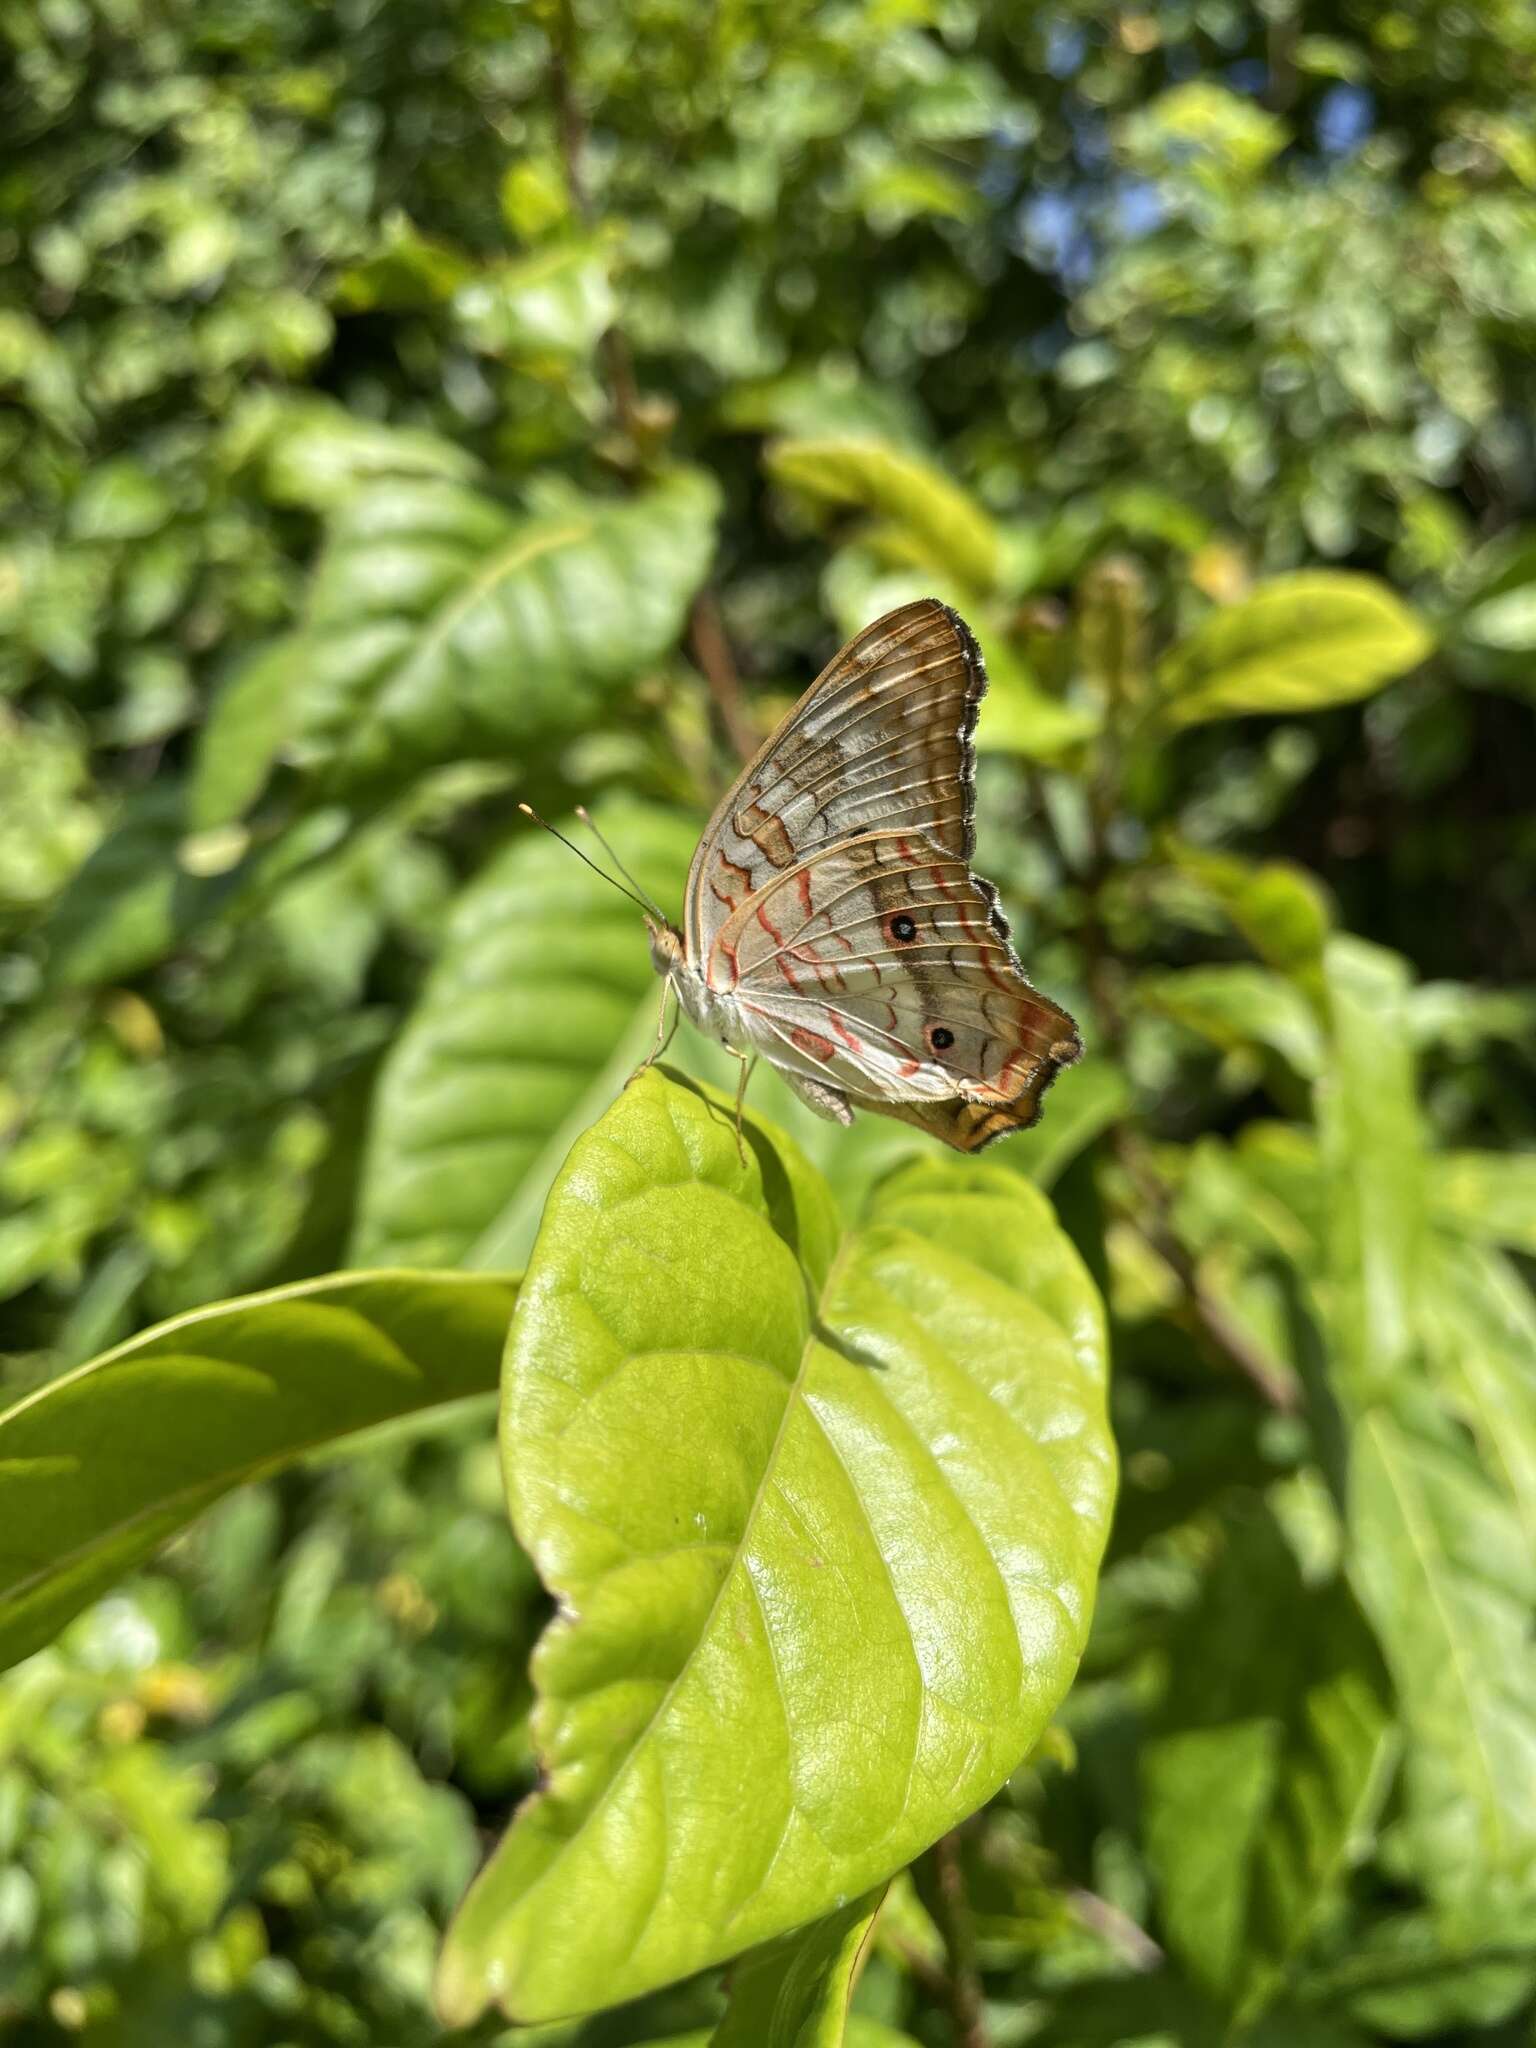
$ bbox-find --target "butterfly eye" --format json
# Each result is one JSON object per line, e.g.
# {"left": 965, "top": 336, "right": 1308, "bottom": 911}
{"left": 887, "top": 912, "right": 918, "bottom": 943}
{"left": 929, "top": 1025, "right": 956, "bottom": 1052}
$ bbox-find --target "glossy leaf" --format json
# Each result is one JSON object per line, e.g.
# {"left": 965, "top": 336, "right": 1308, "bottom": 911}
{"left": 0, "top": 1271, "right": 517, "bottom": 1676}
{"left": 437, "top": 1069, "right": 1114, "bottom": 2023}
{"left": 354, "top": 798, "right": 699, "bottom": 1270}
{"left": 1142, "top": 1505, "right": 1395, "bottom": 2011}
{"left": 1154, "top": 573, "right": 1431, "bottom": 728}
{"left": 767, "top": 435, "right": 1002, "bottom": 593}
{"left": 291, "top": 466, "right": 719, "bottom": 792}
{"left": 713, "top": 1890, "right": 885, "bottom": 2047}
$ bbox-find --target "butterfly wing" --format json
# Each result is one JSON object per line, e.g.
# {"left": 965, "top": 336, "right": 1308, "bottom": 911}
{"left": 683, "top": 599, "right": 983, "bottom": 962}
{"left": 710, "top": 831, "right": 1081, "bottom": 1149}
{"left": 682, "top": 598, "right": 1080, "bottom": 1152}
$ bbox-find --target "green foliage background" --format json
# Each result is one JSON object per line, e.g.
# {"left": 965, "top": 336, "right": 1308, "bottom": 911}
{"left": 3, "top": 0, "right": 1536, "bottom": 2040}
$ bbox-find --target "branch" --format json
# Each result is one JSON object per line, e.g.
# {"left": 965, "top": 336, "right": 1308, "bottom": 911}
{"left": 688, "top": 591, "right": 757, "bottom": 764}
{"left": 1114, "top": 1129, "right": 1300, "bottom": 1414}
{"left": 549, "top": 0, "right": 643, "bottom": 448}
{"left": 926, "top": 1831, "right": 990, "bottom": 2048}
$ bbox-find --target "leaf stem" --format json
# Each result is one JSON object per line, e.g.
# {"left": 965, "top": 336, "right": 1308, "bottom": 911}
{"left": 925, "top": 1830, "right": 990, "bottom": 2048}
{"left": 689, "top": 590, "right": 757, "bottom": 764}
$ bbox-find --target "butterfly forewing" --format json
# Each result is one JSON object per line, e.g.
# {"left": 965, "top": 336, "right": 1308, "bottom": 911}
{"left": 684, "top": 599, "right": 984, "bottom": 960}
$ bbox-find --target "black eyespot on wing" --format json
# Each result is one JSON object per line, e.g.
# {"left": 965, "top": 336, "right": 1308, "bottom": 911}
{"left": 884, "top": 910, "right": 919, "bottom": 945}
{"left": 929, "top": 1025, "right": 955, "bottom": 1051}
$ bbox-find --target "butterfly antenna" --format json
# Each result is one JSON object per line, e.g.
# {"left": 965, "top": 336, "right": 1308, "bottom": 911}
{"left": 516, "top": 803, "right": 655, "bottom": 917}
{"left": 574, "top": 805, "right": 666, "bottom": 920}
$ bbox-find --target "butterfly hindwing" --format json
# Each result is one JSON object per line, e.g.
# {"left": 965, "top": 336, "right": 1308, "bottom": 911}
{"left": 709, "top": 833, "right": 1079, "bottom": 1131}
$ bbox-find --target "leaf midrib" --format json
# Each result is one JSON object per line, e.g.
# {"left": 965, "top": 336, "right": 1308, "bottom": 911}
{"left": 505, "top": 1227, "right": 860, "bottom": 1936}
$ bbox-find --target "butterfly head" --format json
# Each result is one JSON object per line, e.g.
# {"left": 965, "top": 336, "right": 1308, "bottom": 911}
{"left": 645, "top": 915, "right": 686, "bottom": 979}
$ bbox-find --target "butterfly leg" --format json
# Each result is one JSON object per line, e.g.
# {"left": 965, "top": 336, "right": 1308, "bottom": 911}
{"left": 630, "top": 978, "right": 678, "bottom": 1084}
{"left": 729, "top": 1048, "right": 757, "bottom": 1165}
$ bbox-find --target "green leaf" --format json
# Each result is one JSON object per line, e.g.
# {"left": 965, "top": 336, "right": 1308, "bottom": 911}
{"left": 436, "top": 1069, "right": 1114, "bottom": 2024}
{"left": 67, "top": 457, "right": 175, "bottom": 541}
{"left": 995, "top": 1057, "right": 1131, "bottom": 1190}
{"left": 453, "top": 242, "right": 616, "bottom": 361}
{"left": 1346, "top": 1392, "right": 1536, "bottom": 1926}
{"left": 1164, "top": 840, "right": 1334, "bottom": 978}
{"left": 1303, "top": 1911, "right": 1536, "bottom": 2037}
{"left": 354, "top": 798, "right": 699, "bottom": 1269}
{"left": 1140, "top": 965, "right": 1325, "bottom": 1078}
{"left": 767, "top": 435, "right": 1002, "bottom": 594}
{"left": 41, "top": 782, "right": 229, "bottom": 988}
{"left": 1154, "top": 574, "right": 1431, "bottom": 728}
{"left": 1316, "top": 938, "right": 1424, "bottom": 1401}
{"left": 187, "top": 637, "right": 305, "bottom": 832}
{"left": 1429, "top": 1150, "right": 1536, "bottom": 1255}
{"left": 0, "top": 1271, "right": 517, "bottom": 1677}
{"left": 292, "top": 467, "right": 719, "bottom": 793}
{"left": 1420, "top": 1238, "right": 1536, "bottom": 1549}
{"left": 251, "top": 393, "right": 478, "bottom": 512}
{"left": 712, "top": 1889, "right": 885, "bottom": 2047}
{"left": 1142, "top": 1505, "right": 1395, "bottom": 2013}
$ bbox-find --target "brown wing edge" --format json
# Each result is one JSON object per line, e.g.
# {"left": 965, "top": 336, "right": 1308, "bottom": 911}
{"left": 934, "top": 598, "right": 988, "bottom": 869}
{"left": 852, "top": 1026, "right": 1081, "bottom": 1154}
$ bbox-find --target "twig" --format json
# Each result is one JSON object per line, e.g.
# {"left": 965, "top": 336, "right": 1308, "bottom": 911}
{"left": 689, "top": 591, "right": 757, "bottom": 764}
{"left": 926, "top": 1831, "right": 989, "bottom": 2048}
{"left": 1066, "top": 1886, "right": 1164, "bottom": 1972}
{"left": 549, "top": 1, "right": 643, "bottom": 448}
{"left": 1057, "top": 649, "right": 1301, "bottom": 1416}
{"left": 1115, "top": 1129, "right": 1299, "bottom": 1413}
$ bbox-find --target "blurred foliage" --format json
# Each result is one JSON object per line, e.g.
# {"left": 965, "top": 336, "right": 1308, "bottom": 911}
{"left": 3, "top": 0, "right": 1536, "bottom": 2040}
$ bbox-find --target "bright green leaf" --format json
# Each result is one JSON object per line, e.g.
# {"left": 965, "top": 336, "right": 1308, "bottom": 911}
{"left": 293, "top": 467, "right": 719, "bottom": 793}
{"left": 41, "top": 782, "right": 228, "bottom": 988}
{"left": 1154, "top": 574, "right": 1431, "bottom": 728}
{"left": 436, "top": 1069, "right": 1114, "bottom": 2024}
{"left": 767, "top": 435, "right": 1002, "bottom": 594}
{"left": 254, "top": 394, "right": 478, "bottom": 511}
{"left": 0, "top": 1270, "right": 517, "bottom": 1676}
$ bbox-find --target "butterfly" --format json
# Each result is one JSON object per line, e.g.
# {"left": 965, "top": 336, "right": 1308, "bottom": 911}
{"left": 529, "top": 600, "right": 1082, "bottom": 1151}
